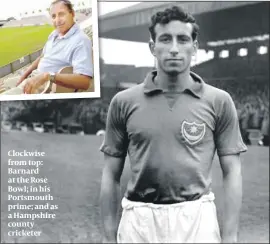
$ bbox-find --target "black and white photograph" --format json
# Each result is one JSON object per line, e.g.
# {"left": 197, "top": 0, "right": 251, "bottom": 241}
{"left": 98, "top": 1, "right": 269, "bottom": 243}
{"left": 1, "top": 1, "right": 269, "bottom": 243}
{"left": 0, "top": 0, "right": 100, "bottom": 101}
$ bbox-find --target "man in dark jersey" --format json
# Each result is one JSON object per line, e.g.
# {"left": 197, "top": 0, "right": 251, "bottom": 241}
{"left": 100, "top": 6, "right": 247, "bottom": 243}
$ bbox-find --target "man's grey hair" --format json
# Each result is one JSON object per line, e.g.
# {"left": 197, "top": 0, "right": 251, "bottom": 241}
{"left": 50, "top": 0, "right": 74, "bottom": 13}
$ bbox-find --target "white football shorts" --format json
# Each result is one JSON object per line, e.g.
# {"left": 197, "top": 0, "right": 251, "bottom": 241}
{"left": 117, "top": 192, "right": 221, "bottom": 243}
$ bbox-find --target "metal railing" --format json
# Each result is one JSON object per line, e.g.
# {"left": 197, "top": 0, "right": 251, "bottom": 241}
{"left": 0, "top": 49, "right": 42, "bottom": 78}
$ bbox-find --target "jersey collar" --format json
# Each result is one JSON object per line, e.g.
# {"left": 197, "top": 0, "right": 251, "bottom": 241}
{"left": 143, "top": 70, "right": 205, "bottom": 98}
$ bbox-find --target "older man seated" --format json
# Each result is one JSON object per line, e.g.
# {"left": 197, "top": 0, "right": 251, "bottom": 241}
{"left": 0, "top": 0, "right": 93, "bottom": 95}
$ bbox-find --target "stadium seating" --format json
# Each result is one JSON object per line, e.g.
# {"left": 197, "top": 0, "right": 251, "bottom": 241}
{"left": 75, "top": 12, "right": 90, "bottom": 24}
{"left": 3, "top": 15, "right": 51, "bottom": 27}
{"left": 3, "top": 11, "right": 90, "bottom": 28}
{"left": 192, "top": 54, "right": 268, "bottom": 79}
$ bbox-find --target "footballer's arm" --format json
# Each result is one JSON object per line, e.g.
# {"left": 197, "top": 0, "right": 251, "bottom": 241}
{"left": 100, "top": 154, "right": 125, "bottom": 243}
{"left": 219, "top": 153, "right": 242, "bottom": 243}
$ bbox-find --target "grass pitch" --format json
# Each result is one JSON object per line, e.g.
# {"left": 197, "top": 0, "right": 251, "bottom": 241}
{"left": 1, "top": 131, "right": 269, "bottom": 243}
{"left": 0, "top": 25, "right": 54, "bottom": 67}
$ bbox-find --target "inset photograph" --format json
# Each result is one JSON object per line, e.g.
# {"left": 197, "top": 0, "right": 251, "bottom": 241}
{"left": 0, "top": 0, "right": 100, "bottom": 101}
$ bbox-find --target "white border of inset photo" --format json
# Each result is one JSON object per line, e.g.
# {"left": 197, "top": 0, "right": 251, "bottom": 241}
{"left": 0, "top": 0, "right": 100, "bottom": 101}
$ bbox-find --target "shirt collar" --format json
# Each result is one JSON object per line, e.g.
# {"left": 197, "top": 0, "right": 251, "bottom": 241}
{"left": 143, "top": 70, "right": 205, "bottom": 98}
{"left": 51, "top": 23, "right": 79, "bottom": 40}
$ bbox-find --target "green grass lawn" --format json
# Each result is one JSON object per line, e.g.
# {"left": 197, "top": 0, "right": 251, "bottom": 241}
{"left": 0, "top": 25, "right": 54, "bottom": 67}
{"left": 1, "top": 132, "right": 269, "bottom": 243}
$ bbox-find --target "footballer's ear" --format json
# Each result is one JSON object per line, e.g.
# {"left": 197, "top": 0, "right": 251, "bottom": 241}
{"left": 193, "top": 40, "right": 199, "bottom": 55}
{"left": 149, "top": 40, "right": 156, "bottom": 57}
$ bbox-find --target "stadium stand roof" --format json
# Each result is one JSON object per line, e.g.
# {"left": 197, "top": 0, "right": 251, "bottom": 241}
{"left": 99, "top": 1, "right": 268, "bottom": 47}
{"left": 100, "top": 1, "right": 256, "bottom": 19}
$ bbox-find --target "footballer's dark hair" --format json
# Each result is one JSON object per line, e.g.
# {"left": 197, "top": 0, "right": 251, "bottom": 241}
{"left": 149, "top": 6, "right": 199, "bottom": 42}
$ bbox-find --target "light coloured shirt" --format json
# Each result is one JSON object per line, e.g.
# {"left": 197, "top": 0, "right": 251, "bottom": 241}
{"left": 38, "top": 23, "right": 93, "bottom": 77}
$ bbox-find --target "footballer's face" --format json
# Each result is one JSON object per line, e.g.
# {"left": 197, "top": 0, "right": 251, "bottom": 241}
{"left": 50, "top": 1, "right": 75, "bottom": 36}
{"left": 150, "top": 20, "right": 197, "bottom": 76}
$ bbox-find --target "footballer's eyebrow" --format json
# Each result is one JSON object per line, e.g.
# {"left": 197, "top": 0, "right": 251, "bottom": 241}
{"left": 158, "top": 33, "right": 172, "bottom": 39}
{"left": 177, "top": 34, "right": 191, "bottom": 39}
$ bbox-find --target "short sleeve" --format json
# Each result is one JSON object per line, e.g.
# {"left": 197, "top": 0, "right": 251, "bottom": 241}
{"left": 71, "top": 38, "right": 93, "bottom": 77}
{"left": 41, "top": 43, "right": 47, "bottom": 56}
{"left": 215, "top": 92, "right": 247, "bottom": 156}
{"left": 99, "top": 95, "right": 129, "bottom": 158}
